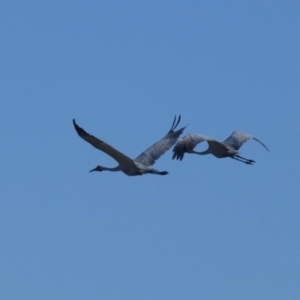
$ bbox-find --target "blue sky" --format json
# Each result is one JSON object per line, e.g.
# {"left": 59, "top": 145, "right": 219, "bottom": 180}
{"left": 1, "top": 1, "right": 299, "bottom": 299}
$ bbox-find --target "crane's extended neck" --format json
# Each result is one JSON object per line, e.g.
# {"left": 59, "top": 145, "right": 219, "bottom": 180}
{"left": 192, "top": 149, "right": 210, "bottom": 155}
{"left": 89, "top": 165, "right": 121, "bottom": 172}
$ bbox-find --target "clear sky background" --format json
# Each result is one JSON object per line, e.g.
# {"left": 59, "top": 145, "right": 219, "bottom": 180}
{"left": 1, "top": 2, "right": 299, "bottom": 299}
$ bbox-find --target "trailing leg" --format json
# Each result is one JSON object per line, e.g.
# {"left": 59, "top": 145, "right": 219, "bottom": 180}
{"left": 148, "top": 168, "right": 169, "bottom": 175}
{"left": 231, "top": 156, "right": 254, "bottom": 165}
{"left": 235, "top": 154, "right": 255, "bottom": 164}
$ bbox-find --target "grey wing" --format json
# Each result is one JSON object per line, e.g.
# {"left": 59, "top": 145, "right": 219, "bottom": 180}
{"left": 223, "top": 131, "right": 270, "bottom": 152}
{"left": 134, "top": 115, "right": 186, "bottom": 166}
{"left": 222, "top": 131, "right": 253, "bottom": 150}
{"left": 172, "top": 133, "right": 213, "bottom": 160}
{"left": 73, "top": 119, "right": 134, "bottom": 165}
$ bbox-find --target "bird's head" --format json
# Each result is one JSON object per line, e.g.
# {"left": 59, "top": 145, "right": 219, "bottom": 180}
{"left": 89, "top": 165, "right": 103, "bottom": 172}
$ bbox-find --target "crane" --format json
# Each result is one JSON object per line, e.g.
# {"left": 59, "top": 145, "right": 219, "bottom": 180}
{"left": 73, "top": 116, "right": 186, "bottom": 176}
{"left": 172, "top": 131, "right": 269, "bottom": 165}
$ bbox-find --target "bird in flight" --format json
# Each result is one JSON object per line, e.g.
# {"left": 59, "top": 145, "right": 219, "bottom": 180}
{"left": 172, "top": 131, "right": 269, "bottom": 165}
{"left": 73, "top": 116, "right": 186, "bottom": 176}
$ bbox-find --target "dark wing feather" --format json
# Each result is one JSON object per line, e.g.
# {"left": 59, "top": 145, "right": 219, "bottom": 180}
{"left": 253, "top": 137, "right": 270, "bottom": 152}
{"left": 73, "top": 119, "right": 134, "bottom": 165}
{"left": 134, "top": 115, "right": 186, "bottom": 166}
{"left": 172, "top": 133, "right": 213, "bottom": 160}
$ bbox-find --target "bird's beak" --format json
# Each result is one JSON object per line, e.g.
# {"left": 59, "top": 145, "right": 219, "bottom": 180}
{"left": 89, "top": 167, "right": 98, "bottom": 172}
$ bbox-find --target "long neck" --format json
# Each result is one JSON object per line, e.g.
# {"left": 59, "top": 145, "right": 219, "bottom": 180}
{"left": 101, "top": 165, "right": 121, "bottom": 172}
{"left": 192, "top": 149, "right": 211, "bottom": 155}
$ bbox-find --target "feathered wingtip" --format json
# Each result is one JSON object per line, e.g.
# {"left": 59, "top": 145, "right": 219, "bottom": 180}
{"left": 172, "top": 133, "right": 192, "bottom": 161}
{"left": 73, "top": 119, "right": 88, "bottom": 138}
{"left": 168, "top": 115, "right": 189, "bottom": 135}
{"left": 73, "top": 119, "right": 80, "bottom": 134}
{"left": 172, "top": 147, "right": 185, "bottom": 161}
{"left": 253, "top": 137, "right": 270, "bottom": 153}
{"left": 170, "top": 115, "right": 181, "bottom": 131}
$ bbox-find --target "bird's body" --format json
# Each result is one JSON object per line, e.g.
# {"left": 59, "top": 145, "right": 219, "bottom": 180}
{"left": 172, "top": 131, "right": 269, "bottom": 164}
{"left": 73, "top": 116, "right": 186, "bottom": 176}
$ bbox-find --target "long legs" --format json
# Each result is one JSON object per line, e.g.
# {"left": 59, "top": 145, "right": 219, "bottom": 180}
{"left": 148, "top": 169, "right": 169, "bottom": 175}
{"left": 232, "top": 154, "right": 255, "bottom": 165}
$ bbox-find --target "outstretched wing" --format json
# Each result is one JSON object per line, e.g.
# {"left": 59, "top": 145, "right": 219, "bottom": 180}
{"left": 223, "top": 131, "right": 270, "bottom": 152}
{"left": 73, "top": 119, "right": 134, "bottom": 165}
{"left": 172, "top": 133, "right": 213, "bottom": 160}
{"left": 134, "top": 115, "right": 186, "bottom": 166}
